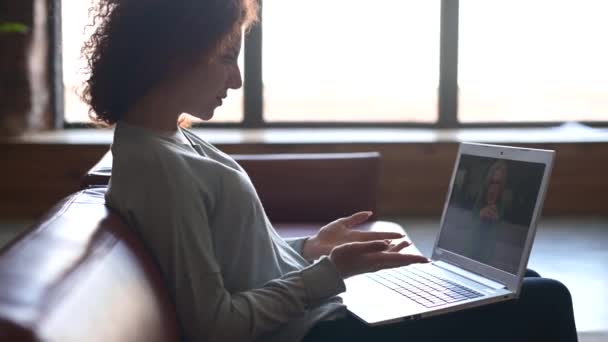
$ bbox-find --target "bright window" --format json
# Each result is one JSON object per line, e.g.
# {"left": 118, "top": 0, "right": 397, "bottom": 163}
{"left": 459, "top": 0, "right": 608, "bottom": 122}
{"left": 61, "top": 1, "right": 607, "bottom": 126}
{"left": 262, "top": 0, "right": 440, "bottom": 123}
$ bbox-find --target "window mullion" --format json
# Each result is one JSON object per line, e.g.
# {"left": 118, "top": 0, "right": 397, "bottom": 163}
{"left": 52, "top": 0, "right": 65, "bottom": 128}
{"left": 438, "top": 0, "right": 459, "bottom": 128}
{"left": 243, "top": 3, "right": 264, "bottom": 128}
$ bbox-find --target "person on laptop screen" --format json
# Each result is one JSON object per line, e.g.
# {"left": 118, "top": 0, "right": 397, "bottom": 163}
{"left": 476, "top": 160, "right": 508, "bottom": 222}
{"left": 470, "top": 160, "right": 509, "bottom": 264}
{"left": 472, "top": 160, "right": 510, "bottom": 266}
{"left": 81, "top": 0, "right": 577, "bottom": 341}
{"left": 438, "top": 155, "right": 546, "bottom": 276}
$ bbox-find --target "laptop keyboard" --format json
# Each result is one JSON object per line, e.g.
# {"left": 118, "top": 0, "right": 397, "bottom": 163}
{"left": 367, "top": 266, "right": 484, "bottom": 308}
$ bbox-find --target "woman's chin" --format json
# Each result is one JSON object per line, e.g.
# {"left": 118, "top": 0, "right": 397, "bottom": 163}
{"left": 191, "top": 111, "right": 215, "bottom": 121}
{"left": 198, "top": 107, "right": 218, "bottom": 121}
{"left": 198, "top": 112, "right": 214, "bottom": 121}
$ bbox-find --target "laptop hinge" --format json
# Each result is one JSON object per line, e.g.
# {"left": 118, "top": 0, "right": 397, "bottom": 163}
{"left": 433, "top": 260, "right": 506, "bottom": 290}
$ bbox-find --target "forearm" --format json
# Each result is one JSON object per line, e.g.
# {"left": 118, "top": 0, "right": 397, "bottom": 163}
{"left": 180, "top": 256, "right": 345, "bottom": 342}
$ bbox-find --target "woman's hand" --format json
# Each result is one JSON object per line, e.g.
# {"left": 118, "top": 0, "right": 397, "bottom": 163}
{"left": 329, "top": 240, "right": 430, "bottom": 279}
{"left": 301, "top": 211, "right": 408, "bottom": 261}
{"left": 480, "top": 205, "right": 499, "bottom": 221}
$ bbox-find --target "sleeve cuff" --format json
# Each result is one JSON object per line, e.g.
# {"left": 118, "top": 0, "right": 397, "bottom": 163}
{"left": 285, "top": 236, "right": 309, "bottom": 256}
{"left": 300, "top": 256, "right": 346, "bottom": 304}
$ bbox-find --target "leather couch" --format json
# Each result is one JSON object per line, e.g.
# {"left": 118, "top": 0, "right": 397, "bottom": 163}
{"left": 0, "top": 188, "right": 181, "bottom": 341}
{"left": 0, "top": 152, "right": 416, "bottom": 341}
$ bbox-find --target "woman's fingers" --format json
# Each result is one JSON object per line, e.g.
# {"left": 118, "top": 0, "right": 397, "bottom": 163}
{"left": 330, "top": 240, "right": 390, "bottom": 278}
{"left": 337, "top": 211, "right": 373, "bottom": 227}
{"left": 350, "top": 230, "right": 405, "bottom": 242}
{"left": 364, "top": 253, "right": 430, "bottom": 273}
{"left": 338, "top": 240, "right": 390, "bottom": 256}
{"left": 330, "top": 240, "right": 429, "bottom": 279}
{"left": 372, "top": 252, "right": 429, "bottom": 265}
{"left": 335, "top": 212, "right": 409, "bottom": 244}
{"left": 388, "top": 240, "right": 411, "bottom": 252}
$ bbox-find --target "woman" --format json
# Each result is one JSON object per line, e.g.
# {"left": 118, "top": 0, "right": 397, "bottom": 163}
{"left": 467, "top": 160, "right": 509, "bottom": 265}
{"left": 474, "top": 160, "right": 508, "bottom": 224}
{"left": 82, "top": 1, "right": 578, "bottom": 341}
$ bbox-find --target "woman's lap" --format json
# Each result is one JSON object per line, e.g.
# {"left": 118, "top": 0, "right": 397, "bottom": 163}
{"left": 303, "top": 271, "right": 577, "bottom": 342}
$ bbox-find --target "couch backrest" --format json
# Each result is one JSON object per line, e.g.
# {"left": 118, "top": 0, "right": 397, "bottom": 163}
{"left": 83, "top": 151, "right": 382, "bottom": 222}
{"left": 0, "top": 188, "right": 180, "bottom": 342}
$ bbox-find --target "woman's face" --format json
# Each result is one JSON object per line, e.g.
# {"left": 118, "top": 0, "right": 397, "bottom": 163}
{"left": 175, "top": 35, "right": 243, "bottom": 121}
{"left": 486, "top": 168, "right": 506, "bottom": 205}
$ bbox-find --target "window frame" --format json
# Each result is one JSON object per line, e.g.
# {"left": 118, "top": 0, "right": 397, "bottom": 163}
{"left": 53, "top": 0, "right": 608, "bottom": 129}
{"left": 50, "top": 0, "right": 64, "bottom": 129}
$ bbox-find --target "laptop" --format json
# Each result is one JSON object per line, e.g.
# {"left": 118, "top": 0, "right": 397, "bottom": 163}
{"left": 340, "top": 142, "right": 554, "bottom": 325}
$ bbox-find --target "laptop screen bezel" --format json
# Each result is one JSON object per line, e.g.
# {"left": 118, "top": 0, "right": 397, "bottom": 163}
{"left": 431, "top": 142, "right": 554, "bottom": 293}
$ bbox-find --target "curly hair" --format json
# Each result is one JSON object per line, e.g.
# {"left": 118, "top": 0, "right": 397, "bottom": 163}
{"left": 81, "top": 0, "right": 258, "bottom": 126}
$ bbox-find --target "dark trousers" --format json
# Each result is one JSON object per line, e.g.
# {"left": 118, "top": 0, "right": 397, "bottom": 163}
{"left": 303, "top": 270, "right": 577, "bottom": 342}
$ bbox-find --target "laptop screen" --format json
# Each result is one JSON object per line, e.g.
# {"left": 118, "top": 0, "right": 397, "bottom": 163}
{"left": 436, "top": 154, "right": 546, "bottom": 274}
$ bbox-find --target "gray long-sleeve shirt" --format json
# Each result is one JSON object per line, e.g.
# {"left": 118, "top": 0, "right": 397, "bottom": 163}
{"left": 106, "top": 122, "right": 347, "bottom": 342}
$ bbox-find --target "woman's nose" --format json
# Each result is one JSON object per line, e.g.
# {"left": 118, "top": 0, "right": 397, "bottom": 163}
{"left": 228, "top": 66, "right": 243, "bottom": 90}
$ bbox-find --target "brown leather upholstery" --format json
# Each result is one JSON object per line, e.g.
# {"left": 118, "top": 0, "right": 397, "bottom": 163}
{"left": 0, "top": 188, "right": 181, "bottom": 342}
{"left": 82, "top": 151, "right": 381, "bottom": 222}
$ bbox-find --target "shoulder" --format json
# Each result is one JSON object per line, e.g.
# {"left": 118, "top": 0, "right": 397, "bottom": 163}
{"left": 111, "top": 133, "right": 247, "bottom": 201}
{"left": 114, "top": 130, "right": 228, "bottom": 174}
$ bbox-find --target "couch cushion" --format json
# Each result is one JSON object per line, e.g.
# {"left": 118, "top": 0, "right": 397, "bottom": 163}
{"left": 0, "top": 188, "right": 180, "bottom": 342}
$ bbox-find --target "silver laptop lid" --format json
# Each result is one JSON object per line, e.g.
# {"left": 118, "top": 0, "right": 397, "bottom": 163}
{"left": 431, "top": 143, "right": 554, "bottom": 293}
